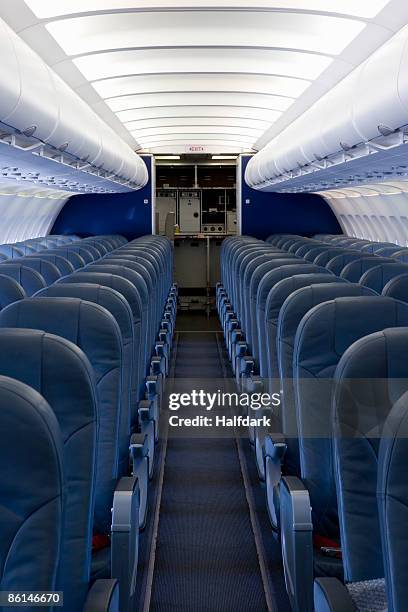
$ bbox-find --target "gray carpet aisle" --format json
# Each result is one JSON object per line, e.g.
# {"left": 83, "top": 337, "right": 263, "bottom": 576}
{"left": 148, "top": 324, "right": 270, "bottom": 612}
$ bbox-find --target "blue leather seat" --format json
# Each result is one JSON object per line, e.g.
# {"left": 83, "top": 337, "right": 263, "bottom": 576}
{"left": 391, "top": 249, "right": 408, "bottom": 263}
{"left": 240, "top": 258, "right": 306, "bottom": 377}
{"left": 275, "top": 283, "right": 377, "bottom": 479}
{"left": 360, "top": 241, "right": 398, "bottom": 254}
{"left": 326, "top": 252, "right": 376, "bottom": 275}
{"left": 46, "top": 248, "right": 86, "bottom": 269}
{"left": 228, "top": 251, "right": 297, "bottom": 361}
{"left": 376, "top": 245, "right": 403, "bottom": 257}
{"left": 0, "top": 274, "right": 26, "bottom": 308}
{"left": 0, "top": 244, "right": 24, "bottom": 259}
{"left": 0, "top": 298, "right": 137, "bottom": 609}
{"left": 238, "top": 251, "right": 295, "bottom": 351}
{"left": 359, "top": 262, "right": 408, "bottom": 293}
{"left": 83, "top": 264, "right": 153, "bottom": 382}
{"left": 302, "top": 246, "right": 334, "bottom": 262}
{"left": 0, "top": 375, "right": 63, "bottom": 595}
{"left": 0, "top": 329, "right": 120, "bottom": 609}
{"left": 314, "top": 330, "right": 408, "bottom": 612}
{"left": 62, "top": 244, "right": 100, "bottom": 263}
{"left": 282, "top": 296, "right": 408, "bottom": 612}
{"left": 382, "top": 272, "right": 408, "bottom": 300}
{"left": 257, "top": 264, "right": 331, "bottom": 382}
{"left": 0, "top": 298, "right": 123, "bottom": 532}
{"left": 314, "top": 249, "right": 351, "bottom": 266}
{"left": 26, "top": 253, "right": 75, "bottom": 277}
{"left": 340, "top": 257, "right": 395, "bottom": 282}
{"left": 251, "top": 272, "right": 342, "bottom": 482}
{"left": 13, "top": 257, "right": 61, "bottom": 285}
{"left": 0, "top": 263, "right": 46, "bottom": 296}
{"left": 378, "top": 390, "right": 408, "bottom": 612}
{"left": 295, "top": 242, "right": 325, "bottom": 257}
{"left": 99, "top": 256, "right": 158, "bottom": 349}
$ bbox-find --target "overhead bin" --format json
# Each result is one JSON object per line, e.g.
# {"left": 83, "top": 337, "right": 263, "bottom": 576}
{"left": 246, "top": 23, "right": 408, "bottom": 192}
{"left": 0, "top": 17, "right": 148, "bottom": 191}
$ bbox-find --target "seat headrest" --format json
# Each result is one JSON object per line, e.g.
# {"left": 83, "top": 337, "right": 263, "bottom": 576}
{"left": 257, "top": 264, "right": 331, "bottom": 309}
{"left": 36, "top": 284, "right": 133, "bottom": 345}
{"left": 296, "top": 296, "right": 408, "bottom": 374}
{"left": 0, "top": 274, "right": 26, "bottom": 308}
{"left": 0, "top": 264, "right": 46, "bottom": 296}
{"left": 84, "top": 265, "right": 148, "bottom": 309}
{"left": 0, "top": 374, "right": 63, "bottom": 591}
{"left": 250, "top": 258, "right": 304, "bottom": 295}
{"left": 267, "top": 274, "right": 345, "bottom": 324}
{"left": 278, "top": 283, "right": 378, "bottom": 347}
{"left": 326, "top": 253, "right": 375, "bottom": 275}
{"left": 12, "top": 258, "right": 61, "bottom": 284}
{"left": 359, "top": 263, "right": 408, "bottom": 293}
{"left": 340, "top": 257, "right": 395, "bottom": 282}
{"left": 27, "top": 254, "right": 75, "bottom": 276}
{"left": 57, "top": 271, "right": 141, "bottom": 322}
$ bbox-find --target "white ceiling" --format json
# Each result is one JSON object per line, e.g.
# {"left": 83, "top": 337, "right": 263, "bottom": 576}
{"left": 1, "top": 0, "right": 408, "bottom": 154}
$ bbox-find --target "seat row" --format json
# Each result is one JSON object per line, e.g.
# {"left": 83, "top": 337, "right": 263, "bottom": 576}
{"left": 217, "top": 233, "right": 408, "bottom": 612}
{"left": 0, "top": 233, "right": 177, "bottom": 611}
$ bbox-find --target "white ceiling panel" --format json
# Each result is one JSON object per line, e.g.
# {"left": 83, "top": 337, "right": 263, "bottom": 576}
{"left": 0, "top": 0, "right": 401, "bottom": 153}
{"left": 131, "top": 126, "right": 263, "bottom": 137}
{"left": 74, "top": 48, "right": 332, "bottom": 82}
{"left": 93, "top": 73, "right": 310, "bottom": 100}
{"left": 106, "top": 92, "right": 294, "bottom": 113}
{"left": 45, "top": 12, "right": 366, "bottom": 56}
{"left": 24, "top": 0, "right": 392, "bottom": 20}
{"left": 116, "top": 106, "right": 283, "bottom": 123}
{"left": 125, "top": 117, "right": 273, "bottom": 131}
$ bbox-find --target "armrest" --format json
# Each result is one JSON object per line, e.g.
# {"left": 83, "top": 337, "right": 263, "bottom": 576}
{"left": 280, "top": 476, "right": 314, "bottom": 612}
{"left": 129, "top": 433, "right": 149, "bottom": 530}
{"left": 264, "top": 432, "right": 287, "bottom": 532}
{"left": 111, "top": 476, "right": 139, "bottom": 612}
{"left": 314, "top": 578, "right": 357, "bottom": 612}
{"left": 84, "top": 579, "right": 119, "bottom": 612}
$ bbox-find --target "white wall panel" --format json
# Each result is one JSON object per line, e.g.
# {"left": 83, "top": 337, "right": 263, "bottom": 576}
{"left": 0, "top": 185, "right": 70, "bottom": 244}
{"left": 321, "top": 182, "right": 408, "bottom": 245}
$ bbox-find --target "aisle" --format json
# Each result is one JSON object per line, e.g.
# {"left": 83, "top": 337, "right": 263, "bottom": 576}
{"left": 145, "top": 313, "right": 272, "bottom": 611}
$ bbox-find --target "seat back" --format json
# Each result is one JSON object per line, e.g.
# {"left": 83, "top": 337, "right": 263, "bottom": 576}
{"left": 391, "top": 249, "right": 408, "bottom": 263}
{"left": 0, "top": 274, "right": 26, "bottom": 308}
{"left": 257, "top": 263, "right": 330, "bottom": 377}
{"left": 294, "top": 296, "right": 408, "bottom": 540}
{"left": 36, "top": 285, "right": 133, "bottom": 477}
{"left": 359, "top": 263, "right": 408, "bottom": 293}
{"left": 333, "top": 328, "right": 408, "bottom": 584}
{"left": 314, "top": 248, "right": 351, "bottom": 267}
{"left": 0, "top": 264, "right": 46, "bottom": 296}
{"left": 57, "top": 272, "right": 143, "bottom": 417}
{"left": 27, "top": 254, "right": 75, "bottom": 277}
{"left": 0, "top": 298, "right": 123, "bottom": 535}
{"left": 83, "top": 264, "right": 149, "bottom": 383}
{"left": 277, "top": 283, "right": 377, "bottom": 477}
{"left": 326, "top": 252, "right": 375, "bottom": 275}
{"left": 46, "top": 249, "right": 86, "bottom": 269}
{"left": 249, "top": 258, "right": 305, "bottom": 368}
{"left": 383, "top": 272, "right": 408, "bottom": 300}
{"left": 13, "top": 258, "right": 62, "bottom": 285}
{"left": 265, "top": 274, "right": 344, "bottom": 394}
{"left": 378, "top": 390, "right": 408, "bottom": 612}
{"left": 340, "top": 257, "right": 395, "bottom": 282}
{"left": 0, "top": 330, "right": 97, "bottom": 609}
{"left": 0, "top": 375, "right": 63, "bottom": 593}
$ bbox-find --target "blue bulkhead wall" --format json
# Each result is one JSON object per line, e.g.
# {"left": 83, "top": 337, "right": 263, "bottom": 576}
{"left": 52, "top": 155, "right": 154, "bottom": 239}
{"left": 240, "top": 155, "right": 341, "bottom": 239}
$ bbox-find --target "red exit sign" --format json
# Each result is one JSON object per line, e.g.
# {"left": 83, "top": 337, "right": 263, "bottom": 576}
{"left": 185, "top": 145, "right": 208, "bottom": 153}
